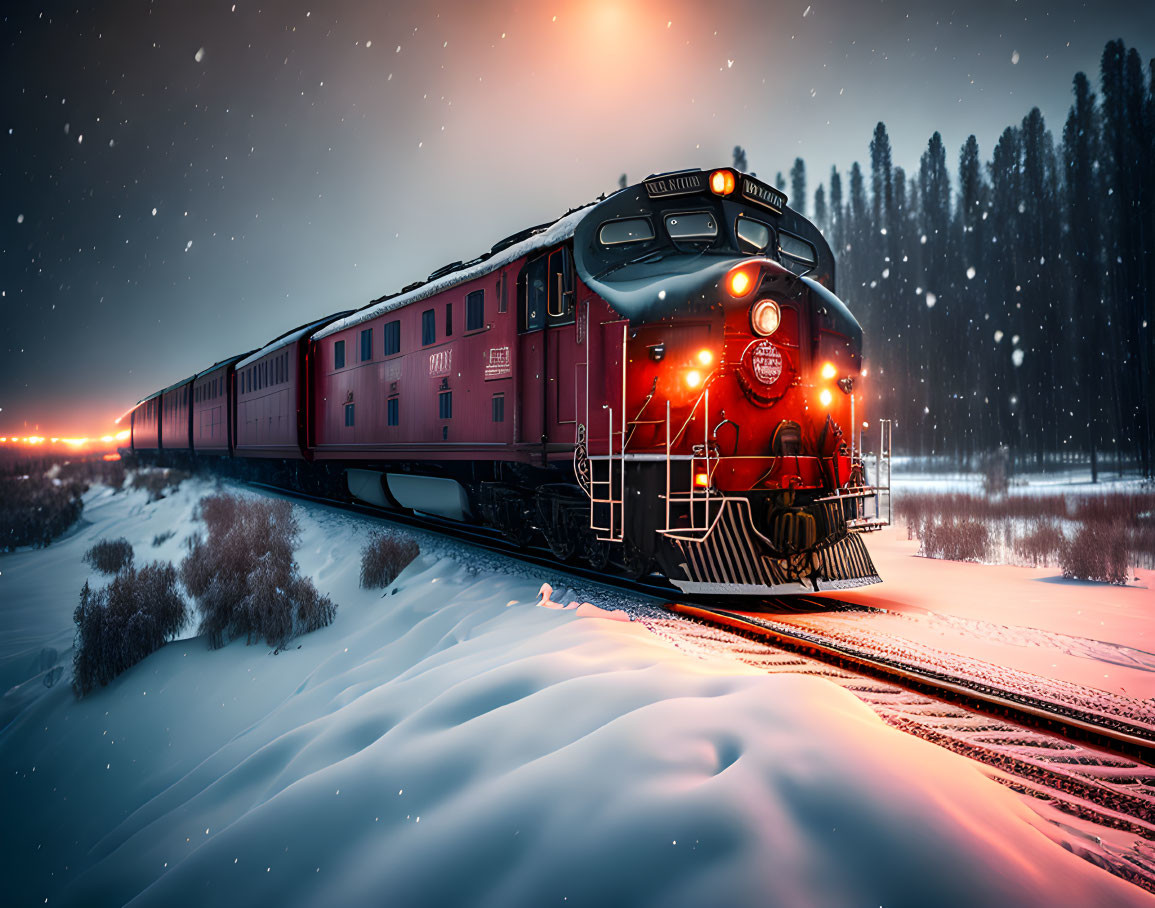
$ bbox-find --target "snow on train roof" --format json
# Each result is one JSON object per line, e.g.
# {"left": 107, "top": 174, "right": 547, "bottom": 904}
{"left": 195, "top": 351, "right": 253, "bottom": 379}
{"left": 236, "top": 312, "right": 353, "bottom": 370}
{"left": 313, "top": 203, "right": 597, "bottom": 341}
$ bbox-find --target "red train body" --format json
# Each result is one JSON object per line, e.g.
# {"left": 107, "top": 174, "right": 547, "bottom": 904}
{"left": 129, "top": 168, "right": 888, "bottom": 595}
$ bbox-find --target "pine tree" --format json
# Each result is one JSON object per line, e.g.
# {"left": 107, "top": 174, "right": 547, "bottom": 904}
{"left": 829, "top": 167, "right": 844, "bottom": 252}
{"left": 1063, "top": 72, "right": 1105, "bottom": 480}
{"left": 732, "top": 145, "right": 748, "bottom": 171}
{"left": 790, "top": 158, "right": 807, "bottom": 217}
{"left": 813, "top": 184, "right": 827, "bottom": 232}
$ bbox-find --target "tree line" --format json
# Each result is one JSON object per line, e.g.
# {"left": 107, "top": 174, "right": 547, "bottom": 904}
{"left": 754, "top": 39, "right": 1153, "bottom": 477}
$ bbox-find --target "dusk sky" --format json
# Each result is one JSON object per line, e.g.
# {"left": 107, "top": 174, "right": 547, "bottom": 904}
{"left": 2, "top": 0, "right": 1153, "bottom": 436}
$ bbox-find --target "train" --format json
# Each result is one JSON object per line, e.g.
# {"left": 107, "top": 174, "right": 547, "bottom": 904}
{"left": 128, "top": 167, "right": 890, "bottom": 596}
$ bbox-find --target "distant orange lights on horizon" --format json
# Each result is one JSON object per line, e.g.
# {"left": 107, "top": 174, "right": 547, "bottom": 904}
{"left": 0, "top": 429, "right": 129, "bottom": 452}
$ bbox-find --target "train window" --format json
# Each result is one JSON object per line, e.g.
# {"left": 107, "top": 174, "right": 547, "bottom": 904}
{"left": 439, "top": 390, "right": 453, "bottom": 419}
{"left": 598, "top": 217, "right": 654, "bottom": 246}
{"left": 492, "top": 393, "right": 505, "bottom": 423}
{"left": 547, "top": 248, "right": 574, "bottom": 323}
{"left": 519, "top": 256, "right": 547, "bottom": 332}
{"left": 360, "top": 328, "right": 373, "bottom": 362}
{"left": 466, "top": 289, "right": 484, "bottom": 331}
{"left": 422, "top": 309, "right": 436, "bottom": 345}
{"left": 665, "top": 211, "right": 717, "bottom": 240}
{"left": 736, "top": 217, "right": 772, "bottom": 252}
{"left": 778, "top": 230, "right": 817, "bottom": 267}
{"left": 498, "top": 273, "right": 507, "bottom": 314}
{"left": 445, "top": 303, "right": 453, "bottom": 337}
{"left": 334, "top": 340, "right": 345, "bottom": 369}
{"left": 383, "top": 320, "right": 401, "bottom": 355}
{"left": 387, "top": 397, "right": 399, "bottom": 427}
{"left": 344, "top": 403, "right": 355, "bottom": 427}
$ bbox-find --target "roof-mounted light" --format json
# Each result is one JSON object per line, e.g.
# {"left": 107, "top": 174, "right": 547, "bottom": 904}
{"left": 709, "top": 169, "right": 736, "bottom": 196}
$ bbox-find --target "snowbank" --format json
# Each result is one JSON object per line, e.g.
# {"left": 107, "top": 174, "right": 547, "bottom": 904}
{"left": 823, "top": 524, "right": 1155, "bottom": 699}
{"left": 1, "top": 480, "right": 1149, "bottom": 906}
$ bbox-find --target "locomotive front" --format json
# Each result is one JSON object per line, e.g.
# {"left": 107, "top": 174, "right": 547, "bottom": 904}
{"left": 573, "top": 167, "right": 886, "bottom": 594}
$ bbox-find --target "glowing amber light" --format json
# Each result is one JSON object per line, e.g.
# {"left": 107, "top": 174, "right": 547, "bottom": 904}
{"left": 821, "top": 361, "right": 837, "bottom": 380}
{"left": 697, "top": 349, "right": 713, "bottom": 366}
{"left": 685, "top": 369, "right": 702, "bottom": 389}
{"left": 694, "top": 472, "right": 709, "bottom": 488}
{"left": 727, "top": 268, "right": 754, "bottom": 297}
{"left": 819, "top": 388, "right": 834, "bottom": 407}
{"left": 709, "top": 169, "right": 736, "bottom": 195}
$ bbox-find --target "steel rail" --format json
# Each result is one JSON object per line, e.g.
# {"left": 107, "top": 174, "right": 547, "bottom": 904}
{"left": 664, "top": 601, "right": 1155, "bottom": 766}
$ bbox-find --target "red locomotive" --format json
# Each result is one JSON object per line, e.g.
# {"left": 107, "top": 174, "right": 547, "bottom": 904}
{"left": 130, "top": 167, "right": 889, "bottom": 595}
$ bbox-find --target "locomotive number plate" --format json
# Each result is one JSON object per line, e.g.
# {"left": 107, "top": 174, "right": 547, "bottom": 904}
{"left": 751, "top": 341, "right": 783, "bottom": 385}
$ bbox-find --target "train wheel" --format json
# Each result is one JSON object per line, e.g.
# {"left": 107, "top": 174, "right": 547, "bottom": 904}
{"left": 583, "top": 537, "right": 611, "bottom": 572}
{"left": 621, "top": 539, "right": 652, "bottom": 580}
{"left": 547, "top": 529, "right": 578, "bottom": 562}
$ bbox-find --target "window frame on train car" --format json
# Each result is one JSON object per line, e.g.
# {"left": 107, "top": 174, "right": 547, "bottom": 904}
{"left": 778, "top": 229, "right": 818, "bottom": 271}
{"left": 387, "top": 396, "right": 399, "bottom": 427}
{"left": 334, "top": 340, "right": 345, "bottom": 369}
{"left": 735, "top": 215, "right": 774, "bottom": 253}
{"left": 597, "top": 216, "right": 655, "bottom": 246}
{"left": 518, "top": 255, "right": 547, "bottom": 333}
{"left": 438, "top": 390, "right": 453, "bottom": 420}
{"left": 466, "top": 289, "right": 485, "bottom": 332}
{"left": 491, "top": 392, "right": 505, "bottom": 423}
{"left": 383, "top": 319, "right": 401, "bottom": 356}
{"left": 344, "top": 402, "right": 355, "bottom": 427}
{"left": 663, "top": 210, "right": 719, "bottom": 242}
{"left": 422, "top": 309, "right": 436, "bottom": 346}
{"left": 445, "top": 302, "right": 453, "bottom": 337}
{"left": 546, "top": 247, "right": 575, "bottom": 326}
{"left": 360, "top": 328, "right": 373, "bottom": 363}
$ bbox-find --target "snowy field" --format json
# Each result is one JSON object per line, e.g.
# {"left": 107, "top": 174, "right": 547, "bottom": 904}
{"left": 1, "top": 478, "right": 1152, "bottom": 906}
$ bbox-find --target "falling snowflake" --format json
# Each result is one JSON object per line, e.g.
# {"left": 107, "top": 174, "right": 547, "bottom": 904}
{"left": 195, "top": 47, "right": 205, "bottom": 63}
{"left": 994, "top": 330, "right": 1004, "bottom": 343}
{"left": 1011, "top": 50, "right": 1020, "bottom": 65}
{"left": 16, "top": 214, "right": 23, "bottom": 224}
{"left": 1011, "top": 349, "right": 1025, "bottom": 367}
{"left": 925, "top": 292, "right": 937, "bottom": 308}
{"left": 966, "top": 266, "right": 976, "bottom": 280}
{"left": 184, "top": 240, "right": 193, "bottom": 252}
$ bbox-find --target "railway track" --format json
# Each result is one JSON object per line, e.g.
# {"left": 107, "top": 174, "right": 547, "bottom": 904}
{"left": 246, "top": 479, "right": 1155, "bottom": 891}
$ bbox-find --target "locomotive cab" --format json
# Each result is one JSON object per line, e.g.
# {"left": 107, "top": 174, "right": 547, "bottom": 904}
{"left": 573, "top": 168, "right": 885, "bottom": 594}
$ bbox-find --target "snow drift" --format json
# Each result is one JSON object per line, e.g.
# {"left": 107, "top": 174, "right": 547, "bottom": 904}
{"left": 0, "top": 480, "right": 1149, "bottom": 907}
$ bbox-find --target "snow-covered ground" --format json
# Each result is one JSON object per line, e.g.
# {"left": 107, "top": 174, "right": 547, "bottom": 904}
{"left": 786, "top": 469, "right": 1154, "bottom": 700}
{"left": 1, "top": 479, "right": 1152, "bottom": 906}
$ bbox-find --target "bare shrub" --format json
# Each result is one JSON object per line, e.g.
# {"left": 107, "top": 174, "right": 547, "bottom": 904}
{"left": 152, "top": 530, "right": 176, "bottom": 547}
{"left": 1061, "top": 521, "right": 1130, "bottom": 585}
{"left": 180, "top": 493, "right": 335, "bottom": 649}
{"left": 917, "top": 517, "right": 990, "bottom": 562}
{"left": 130, "top": 468, "right": 189, "bottom": 502}
{"left": 360, "top": 532, "right": 420, "bottom": 588}
{"left": 1013, "top": 519, "right": 1066, "bottom": 567}
{"left": 84, "top": 537, "right": 134, "bottom": 574}
{"left": 0, "top": 473, "right": 85, "bottom": 550}
{"left": 71, "top": 562, "right": 188, "bottom": 696}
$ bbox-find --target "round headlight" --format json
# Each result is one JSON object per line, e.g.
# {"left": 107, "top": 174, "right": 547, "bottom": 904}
{"left": 750, "top": 299, "right": 780, "bottom": 337}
